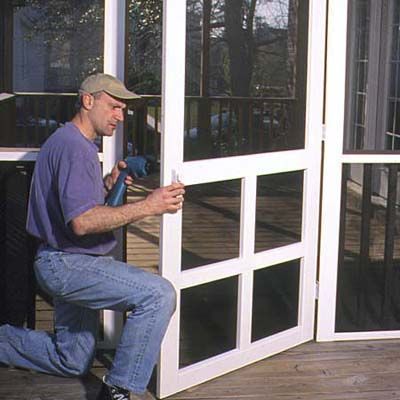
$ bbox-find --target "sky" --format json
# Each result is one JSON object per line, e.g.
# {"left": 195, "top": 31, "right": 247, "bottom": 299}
{"left": 255, "top": 0, "right": 290, "bottom": 29}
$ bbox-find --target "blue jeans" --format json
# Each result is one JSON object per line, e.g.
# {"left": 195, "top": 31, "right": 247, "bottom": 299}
{"left": 0, "top": 246, "right": 176, "bottom": 394}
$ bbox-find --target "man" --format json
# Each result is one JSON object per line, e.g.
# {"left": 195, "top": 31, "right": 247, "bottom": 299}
{"left": 0, "top": 73, "right": 185, "bottom": 400}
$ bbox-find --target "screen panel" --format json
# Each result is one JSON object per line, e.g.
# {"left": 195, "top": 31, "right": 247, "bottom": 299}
{"left": 336, "top": 163, "right": 400, "bottom": 331}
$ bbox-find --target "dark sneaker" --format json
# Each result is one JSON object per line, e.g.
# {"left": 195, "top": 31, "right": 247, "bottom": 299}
{"left": 97, "top": 381, "right": 130, "bottom": 400}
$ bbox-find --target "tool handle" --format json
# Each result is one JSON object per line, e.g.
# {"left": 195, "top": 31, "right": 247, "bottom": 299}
{"left": 105, "top": 169, "right": 129, "bottom": 206}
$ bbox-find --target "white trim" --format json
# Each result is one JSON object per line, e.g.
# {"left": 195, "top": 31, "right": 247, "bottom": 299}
{"left": 321, "top": 330, "right": 400, "bottom": 342}
{"left": 100, "top": 0, "right": 126, "bottom": 349}
{"left": 317, "top": 0, "right": 349, "bottom": 342}
{"left": 178, "top": 242, "right": 305, "bottom": 290}
{"left": 341, "top": 153, "right": 400, "bottom": 163}
{"left": 299, "top": 0, "right": 327, "bottom": 343}
{"left": 102, "top": 0, "right": 126, "bottom": 173}
{"left": 0, "top": 151, "right": 38, "bottom": 161}
{"left": 316, "top": 0, "right": 349, "bottom": 342}
{"left": 174, "top": 326, "right": 305, "bottom": 394}
{"left": 180, "top": 149, "right": 310, "bottom": 185}
{"left": 0, "top": 150, "right": 104, "bottom": 163}
{"left": 158, "top": 0, "right": 187, "bottom": 396}
{"left": 237, "top": 176, "right": 257, "bottom": 350}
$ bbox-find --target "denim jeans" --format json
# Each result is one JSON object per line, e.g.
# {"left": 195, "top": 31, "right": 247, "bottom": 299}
{"left": 0, "top": 246, "right": 176, "bottom": 394}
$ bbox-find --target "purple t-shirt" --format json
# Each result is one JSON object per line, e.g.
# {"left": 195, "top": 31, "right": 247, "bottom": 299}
{"left": 26, "top": 122, "right": 117, "bottom": 255}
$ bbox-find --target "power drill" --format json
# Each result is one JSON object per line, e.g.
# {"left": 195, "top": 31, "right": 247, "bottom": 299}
{"left": 105, "top": 155, "right": 153, "bottom": 206}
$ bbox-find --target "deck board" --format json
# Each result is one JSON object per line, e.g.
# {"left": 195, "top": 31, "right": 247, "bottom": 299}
{"left": 166, "top": 340, "right": 400, "bottom": 400}
{"left": 2, "top": 340, "right": 400, "bottom": 399}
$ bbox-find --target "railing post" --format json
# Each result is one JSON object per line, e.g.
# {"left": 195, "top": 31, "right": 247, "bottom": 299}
{"left": 381, "top": 164, "right": 398, "bottom": 323}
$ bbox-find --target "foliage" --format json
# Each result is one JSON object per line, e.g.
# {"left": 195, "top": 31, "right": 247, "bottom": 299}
{"left": 185, "top": 0, "right": 293, "bottom": 97}
{"left": 14, "top": 0, "right": 297, "bottom": 98}
{"left": 126, "top": 0, "right": 163, "bottom": 94}
{"left": 16, "top": 0, "right": 103, "bottom": 44}
{"left": 14, "top": 0, "right": 104, "bottom": 89}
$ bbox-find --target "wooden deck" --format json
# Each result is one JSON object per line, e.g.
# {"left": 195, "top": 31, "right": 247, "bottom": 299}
{"left": 2, "top": 339, "right": 400, "bottom": 399}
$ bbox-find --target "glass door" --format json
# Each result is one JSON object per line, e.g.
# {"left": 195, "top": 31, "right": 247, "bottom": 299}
{"left": 158, "top": 0, "right": 326, "bottom": 397}
{"left": 318, "top": 0, "right": 400, "bottom": 340}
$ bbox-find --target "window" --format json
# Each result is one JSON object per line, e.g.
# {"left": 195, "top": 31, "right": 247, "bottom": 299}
{"left": 0, "top": 0, "right": 104, "bottom": 148}
{"left": 344, "top": 0, "right": 400, "bottom": 152}
{"left": 184, "top": 0, "right": 309, "bottom": 160}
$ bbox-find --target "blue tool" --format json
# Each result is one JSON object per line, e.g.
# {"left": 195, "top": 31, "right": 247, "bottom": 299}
{"left": 105, "top": 155, "right": 151, "bottom": 206}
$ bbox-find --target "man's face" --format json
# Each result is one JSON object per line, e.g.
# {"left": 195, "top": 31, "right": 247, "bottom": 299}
{"left": 89, "top": 92, "right": 126, "bottom": 137}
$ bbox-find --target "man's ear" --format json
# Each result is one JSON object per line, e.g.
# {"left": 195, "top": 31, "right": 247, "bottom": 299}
{"left": 81, "top": 93, "right": 94, "bottom": 110}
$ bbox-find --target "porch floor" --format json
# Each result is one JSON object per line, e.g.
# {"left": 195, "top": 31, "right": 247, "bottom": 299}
{"left": 1, "top": 339, "right": 400, "bottom": 399}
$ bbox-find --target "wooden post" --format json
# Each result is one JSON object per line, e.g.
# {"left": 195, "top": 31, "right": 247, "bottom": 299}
{"left": 381, "top": 164, "right": 398, "bottom": 323}
{"left": 0, "top": 168, "right": 6, "bottom": 324}
{"left": 0, "top": 0, "right": 13, "bottom": 92}
{"left": 197, "top": 0, "right": 212, "bottom": 157}
{"left": 357, "top": 163, "right": 373, "bottom": 328}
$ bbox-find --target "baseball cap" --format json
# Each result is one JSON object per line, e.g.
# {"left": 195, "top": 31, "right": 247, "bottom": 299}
{"left": 79, "top": 73, "right": 141, "bottom": 100}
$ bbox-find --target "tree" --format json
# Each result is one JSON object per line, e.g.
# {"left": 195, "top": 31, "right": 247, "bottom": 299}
{"left": 126, "top": 0, "right": 163, "bottom": 94}
{"left": 14, "top": 0, "right": 104, "bottom": 90}
{"left": 224, "top": 0, "right": 257, "bottom": 97}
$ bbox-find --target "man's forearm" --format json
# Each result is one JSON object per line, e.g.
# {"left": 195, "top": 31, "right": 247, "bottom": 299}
{"left": 70, "top": 182, "right": 185, "bottom": 236}
{"left": 71, "top": 200, "right": 153, "bottom": 236}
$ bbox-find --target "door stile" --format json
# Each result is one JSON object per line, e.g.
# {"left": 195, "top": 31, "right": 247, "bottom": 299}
{"left": 299, "top": 0, "right": 329, "bottom": 342}
{"left": 237, "top": 271, "right": 253, "bottom": 350}
{"left": 237, "top": 176, "right": 257, "bottom": 350}
{"left": 158, "top": 0, "right": 186, "bottom": 397}
{"left": 317, "top": 0, "right": 349, "bottom": 342}
{"left": 101, "top": 0, "right": 127, "bottom": 349}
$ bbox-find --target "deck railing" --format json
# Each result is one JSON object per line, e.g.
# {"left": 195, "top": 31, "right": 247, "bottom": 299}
{"left": 2, "top": 93, "right": 296, "bottom": 160}
{"left": 125, "top": 95, "right": 296, "bottom": 161}
{"left": 336, "top": 163, "right": 400, "bottom": 331}
{"left": 13, "top": 92, "right": 77, "bottom": 147}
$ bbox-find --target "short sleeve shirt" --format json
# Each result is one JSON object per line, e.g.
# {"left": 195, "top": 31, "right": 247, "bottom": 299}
{"left": 26, "top": 122, "right": 117, "bottom": 255}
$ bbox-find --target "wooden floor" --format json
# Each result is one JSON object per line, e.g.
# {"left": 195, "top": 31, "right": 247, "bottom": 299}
{"left": 2, "top": 339, "right": 400, "bottom": 399}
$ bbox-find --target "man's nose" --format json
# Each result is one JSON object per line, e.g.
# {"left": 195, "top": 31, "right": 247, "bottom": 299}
{"left": 115, "top": 110, "right": 124, "bottom": 122}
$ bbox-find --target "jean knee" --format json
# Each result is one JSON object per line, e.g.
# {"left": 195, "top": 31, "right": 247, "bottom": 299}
{"left": 60, "top": 352, "right": 95, "bottom": 377}
{"left": 156, "top": 277, "right": 177, "bottom": 315}
{"left": 59, "top": 340, "right": 96, "bottom": 377}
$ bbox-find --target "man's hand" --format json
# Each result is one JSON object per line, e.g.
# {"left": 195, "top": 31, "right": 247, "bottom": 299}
{"left": 144, "top": 182, "right": 185, "bottom": 215}
{"left": 104, "top": 160, "right": 134, "bottom": 192}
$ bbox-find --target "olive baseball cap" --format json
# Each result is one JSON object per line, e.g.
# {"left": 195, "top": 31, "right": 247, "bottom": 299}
{"left": 79, "top": 73, "right": 141, "bottom": 100}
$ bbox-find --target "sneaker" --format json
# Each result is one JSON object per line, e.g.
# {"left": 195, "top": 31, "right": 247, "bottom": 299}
{"left": 97, "top": 381, "right": 130, "bottom": 400}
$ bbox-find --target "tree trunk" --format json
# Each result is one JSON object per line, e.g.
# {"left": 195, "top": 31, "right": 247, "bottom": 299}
{"left": 224, "top": 0, "right": 255, "bottom": 97}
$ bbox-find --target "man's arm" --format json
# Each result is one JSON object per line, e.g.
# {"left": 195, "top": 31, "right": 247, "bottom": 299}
{"left": 70, "top": 182, "right": 185, "bottom": 236}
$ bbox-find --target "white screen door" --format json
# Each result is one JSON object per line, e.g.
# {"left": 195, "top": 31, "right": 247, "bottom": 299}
{"left": 318, "top": 0, "right": 400, "bottom": 341}
{"left": 157, "top": 0, "right": 326, "bottom": 397}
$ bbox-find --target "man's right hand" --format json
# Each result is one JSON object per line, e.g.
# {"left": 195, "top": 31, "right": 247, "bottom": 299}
{"left": 70, "top": 182, "right": 185, "bottom": 236}
{"left": 145, "top": 182, "right": 185, "bottom": 215}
